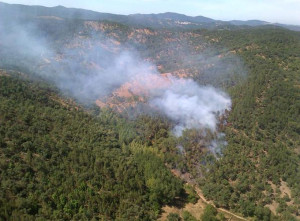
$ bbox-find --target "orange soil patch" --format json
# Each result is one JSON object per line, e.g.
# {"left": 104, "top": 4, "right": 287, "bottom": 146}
{"left": 95, "top": 73, "right": 175, "bottom": 111}
{"left": 95, "top": 69, "right": 194, "bottom": 112}
{"left": 245, "top": 44, "right": 259, "bottom": 50}
{"left": 266, "top": 201, "right": 279, "bottom": 216}
{"left": 265, "top": 179, "right": 297, "bottom": 216}
{"left": 280, "top": 180, "right": 292, "bottom": 198}
{"left": 116, "top": 73, "right": 172, "bottom": 97}
{"left": 210, "top": 38, "right": 219, "bottom": 42}
{"left": 255, "top": 54, "right": 267, "bottom": 59}
{"left": 84, "top": 21, "right": 112, "bottom": 32}
{"left": 38, "top": 16, "right": 63, "bottom": 20}
{"left": 0, "top": 70, "right": 9, "bottom": 77}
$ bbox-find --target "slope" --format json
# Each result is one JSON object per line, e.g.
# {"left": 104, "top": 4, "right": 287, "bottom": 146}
{"left": 0, "top": 73, "right": 183, "bottom": 220}
{"left": 201, "top": 28, "right": 300, "bottom": 220}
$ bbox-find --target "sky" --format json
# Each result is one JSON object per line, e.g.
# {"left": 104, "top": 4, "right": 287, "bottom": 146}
{"left": 1, "top": 0, "right": 300, "bottom": 25}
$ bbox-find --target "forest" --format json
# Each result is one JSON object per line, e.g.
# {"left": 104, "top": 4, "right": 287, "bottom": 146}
{"left": 0, "top": 75, "right": 184, "bottom": 220}
{"left": 0, "top": 3, "right": 300, "bottom": 221}
{"left": 201, "top": 28, "right": 300, "bottom": 221}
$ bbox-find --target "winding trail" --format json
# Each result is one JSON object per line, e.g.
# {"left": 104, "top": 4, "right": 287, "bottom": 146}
{"left": 194, "top": 186, "right": 248, "bottom": 221}
{"left": 170, "top": 169, "right": 248, "bottom": 221}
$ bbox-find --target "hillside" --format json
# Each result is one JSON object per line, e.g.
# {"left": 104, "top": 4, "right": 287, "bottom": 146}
{"left": 201, "top": 28, "right": 300, "bottom": 220}
{"left": 1, "top": 2, "right": 300, "bottom": 31}
{"left": 0, "top": 73, "right": 184, "bottom": 220}
{"left": 0, "top": 3, "right": 299, "bottom": 221}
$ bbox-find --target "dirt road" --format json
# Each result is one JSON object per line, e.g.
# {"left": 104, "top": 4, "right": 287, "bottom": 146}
{"left": 194, "top": 186, "right": 248, "bottom": 221}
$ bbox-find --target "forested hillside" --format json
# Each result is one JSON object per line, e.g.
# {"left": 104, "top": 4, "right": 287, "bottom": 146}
{"left": 201, "top": 28, "right": 300, "bottom": 220}
{"left": 0, "top": 3, "right": 299, "bottom": 221}
{"left": 0, "top": 75, "right": 183, "bottom": 220}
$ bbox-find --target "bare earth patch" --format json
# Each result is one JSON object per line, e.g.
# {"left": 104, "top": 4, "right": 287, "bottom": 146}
{"left": 158, "top": 196, "right": 205, "bottom": 221}
{"left": 158, "top": 169, "right": 248, "bottom": 221}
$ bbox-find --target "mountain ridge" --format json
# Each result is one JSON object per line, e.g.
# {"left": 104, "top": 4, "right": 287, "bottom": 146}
{"left": 0, "top": 2, "right": 299, "bottom": 220}
{"left": 0, "top": 1, "right": 299, "bottom": 31}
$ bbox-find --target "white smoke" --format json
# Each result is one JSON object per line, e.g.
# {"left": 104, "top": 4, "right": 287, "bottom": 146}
{"left": 149, "top": 78, "right": 231, "bottom": 136}
{"left": 209, "top": 133, "right": 228, "bottom": 158}
{"left": 98, "top": 52, "right": 232, "bottom": 136}
{"left": 0, "top": 18, "right": 231, "bottom": 137}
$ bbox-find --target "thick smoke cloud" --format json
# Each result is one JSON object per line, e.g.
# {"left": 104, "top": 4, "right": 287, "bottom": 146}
{"left": 149, "top": 79, "right": 231, "bottom": 136}
{"left": 0, "top": 18, "right": 231, "bottom": 136}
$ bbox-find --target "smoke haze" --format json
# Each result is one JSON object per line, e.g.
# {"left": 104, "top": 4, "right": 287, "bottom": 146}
{"left": 0, "top": 18, "right": 231, "bottom": 136}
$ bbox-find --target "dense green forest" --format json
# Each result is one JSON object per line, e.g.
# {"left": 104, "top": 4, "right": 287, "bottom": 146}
{"left": 0, "top": 3, "right": 300, "bottom": 220}
{"left": 0, "top": 75, "right": 183, "bottom": 220}
{"left": 201, "top": 28, "right": 300, "bottom": 220}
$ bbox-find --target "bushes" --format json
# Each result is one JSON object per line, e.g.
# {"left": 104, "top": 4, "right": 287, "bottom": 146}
{"left": 182, "top": 211, "right": 197, "bottom": 221}
{"left": 184, "top": 185, "right": 199, "bottom": 204}
{"left": 201, "top": 205, "right": 219, "bottom": 221}
{"left": 167, "top": 213, "right": 181, "bottom": 221}
{"left": 0, "top": 76, "right": 183, "bottom": 220}
{"left": 201, "top": 28, "right": 300, "bottom": 219}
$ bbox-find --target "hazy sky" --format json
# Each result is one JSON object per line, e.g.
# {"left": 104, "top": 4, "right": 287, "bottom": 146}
{"left": 2, "top": 0, "right": 300, "bottom": 25}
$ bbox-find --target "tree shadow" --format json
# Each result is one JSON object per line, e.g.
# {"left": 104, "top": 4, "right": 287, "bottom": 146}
{"left": 165, "top": 189, "right": 189, "bottom": 209}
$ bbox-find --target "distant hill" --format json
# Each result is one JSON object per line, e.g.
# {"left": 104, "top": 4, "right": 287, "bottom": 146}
{"left": 229, "top": 19, "right": 300, "bottom": 31}
{"left": 229, "top": 20, "right": 269, "bottom": 26}
{"left": 0, "top": 1, "right": 300, "bottom": 220}
{"left": 0, "top": 2, "right": 126, "bottom": 21}
{"left": 0, "top": 1, "right": 299, "bottom": 31}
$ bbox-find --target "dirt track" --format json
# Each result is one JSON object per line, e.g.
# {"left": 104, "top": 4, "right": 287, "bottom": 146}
{"left": 167, "top": 169, "right": 248, "bottom": 221}
{"left": 194, "top": 186, "right": 248, "bottom": 221}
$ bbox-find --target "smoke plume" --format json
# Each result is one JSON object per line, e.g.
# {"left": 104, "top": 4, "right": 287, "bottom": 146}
{"left": 0, "top": 18, "right": 231, "bottom": 137}
{"left": 149, "top": 78, "right": 231, "bottom": 136}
